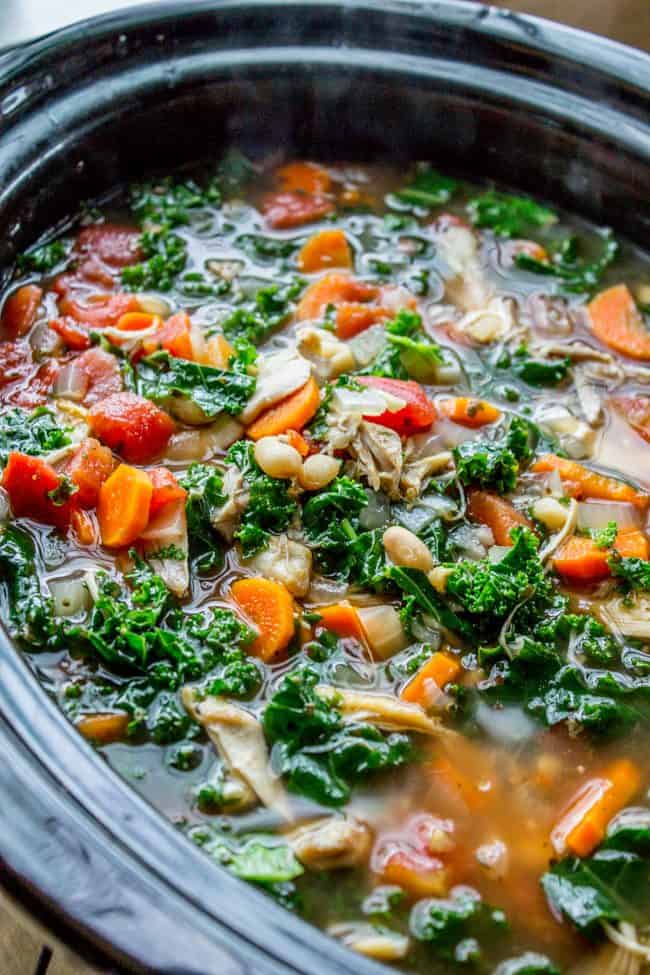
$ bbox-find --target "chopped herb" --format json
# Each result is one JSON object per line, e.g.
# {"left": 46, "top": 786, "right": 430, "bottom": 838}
{"left": 467, "top": 190, "right": 557, "bottom": 238}
{"left": 393, "top": 166, "right": 458, "bottom": 210}
{"left": 17, "top": 239, "right": 69, "bottom": 273}
{"left": 136, "top": 349, "right": 255, "bottom": 419}
{"left": 515, "top": 232, "right": 619, "bottom": 294}
{"left": 225, "top": 441, "right": 297, "bottom": 557}
{"left": 0, "top": 407, "right": 71, "bottom": 467}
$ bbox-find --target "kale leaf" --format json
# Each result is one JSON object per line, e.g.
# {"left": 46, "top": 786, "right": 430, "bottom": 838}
{"left": 609, "top": 554, "right": 650, "bottom": 592}
{"left": 136, "top": 349, "right": 255, "bottom": 418}
{"left": 361, "top": 309, "right": 443, "bottom": 382}
{"left": 453, "top": 416, "right": 533, "bottom": 493}
{"left": 0, "top": 525, "right": 59, "bottom": 648}
{"left": 220, "top": 281, "right": 303, "bottom": 346}
{"left": 301, "top": 476, "right": 369, "bottom": 578}
{"left": 510, "top": 347, "right": 571, "bottom": 387}
{"left": 0, "top": 407, "right": 71, "bottom": 467}
{"left": 515, "top": 232, "right": 619, "bottom": 295}
{"left": 179, "top": 463, "right": 226, "bottom": 573}
{"left": 263, "top": 667, "right": 411, "bottom": 806}
{"left": 410, "top": 886, "right": 508, "bottom": 963}
{"left": 225, "top": 441, "right": 297, "bottom": 557}
{"left": 467, "top": 190, "right": 557, "bottom": 238}
{"left": 17, "top": 239, "right": 69, "bottom": 273}
{"left": 393, "top": 166, "right": 459, "bottom": 210}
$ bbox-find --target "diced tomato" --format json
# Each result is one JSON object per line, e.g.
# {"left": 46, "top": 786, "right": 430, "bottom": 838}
{"left": 0, "top": 340, "right": 34, "bottom": 392}
{"left": 73, "top": 347, "right": 123, "bottom": 406}
{"left": 141, "top": 312, "right": 194, "bottom": 360}
{"left": 148, "top": 467, "right": 187, "bottom": 518}
{"left": 262, "top": 191, "right": 334, "bottom": 229}
{"left": 58, "top": 292, "right": 139, "bottom": 329}
{"left": 335, "top": 303, "right": 390, "bottom": 339}
{"left": 65, "top": 437, "right": 115, "bottom": 508}
{"left": 2, "top": 452, "right": 77, "bottom": 529}
{"left": 296, "top": 272, "right": 378, "bottom": 322}
{"left": 357, "top": 376, "right": 436, "bottom": 435}
{"left": 1, "top": 285, "right": 42, "bottom": 338}
{"left": 49, "top": 317, "right": 92, "bottom": 351}
{"left": 89, "top": 392, "right": 175, "bottom": 463}
{"left": 75, "top": 224, "right": 142, "bottom": 268}
{"left": 4, "top": 356, "right": 60, "bottom": 410}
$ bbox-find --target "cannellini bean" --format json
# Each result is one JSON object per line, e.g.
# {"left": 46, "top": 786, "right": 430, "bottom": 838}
{"left": 428, "top": 566, "right": 453, "bottom": 593}
{"left": 382, "top": 525, "right": 433, "bottom": 571}
{"left": 299, "top": 454, "right": 341, "bottom": 490}
{"left": 254, "top": 437, "right": 303, "bottom": 479}
{"left": 532, "top": 497, "right": 569, "bottom": 532}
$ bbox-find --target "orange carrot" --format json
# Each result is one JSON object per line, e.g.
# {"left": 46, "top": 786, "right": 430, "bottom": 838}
{"left": 297, "top": 229, "right": 353, "bottom": 273}
{"left": 142, "top": 311, "right": 194, "bottom": 360}
{"left": 467, "top": 489, "right": 533, "bottom": 546}
{"left": 335, "top": 302, "right": 391, "bottom": 339}
{"left": 401, "top": 652, "right": 461, "bottom": 705}
{"left": 588, "top": 284, "right": 650, "bottom": 361}
{"left": 205, "top": 333, "right": 234, "bottom": 368}
{"left": 230, "top": 577, "right": 295, "bottom": 662}
{"left": 379, "top": 850, "right": 448, "bottom": 899}
{"left": 116, "top": 311, "right": 162, "bottom": 333}
{"left": 553, "top": 529, "right": 649, "bottom": 583}
{"left": 316, "top": 603, "right": 367, "bottom": 646}
{"left": 428, "top": 754, "right": 487, "bottom": 812}
{"left": 77, "top": 712, "right": 130, "bottom": 744}
{"left": 439, "top": 397, "right": 501, "bottom": 428}
{"left": 551, "top": 758, "right": 642, "bottom": 857}
{"left": 276, "top": 161, "right": 332, "bottom": 196}
{"left": 532, "top": 454, "right": 648, "bottom": 510}
{"left": 97, "top": 464, "right": 153, "bottom": 548}
{"left": 70, "top": 509, "right": 96, "bottom": 546}
{"left": 284, "top": 430, "right": 310, "bottom": 457}
{"left": 1, "top": 284, "right": 42, "bottom": 338}
{"left": 295, "top": 272, "right": 378, "bottom": 322}
{"left": 246, "top": 376, "right": 321, "bottom": 440}
{"left": 148, "top": 467, "right": 187, "bottom": 517}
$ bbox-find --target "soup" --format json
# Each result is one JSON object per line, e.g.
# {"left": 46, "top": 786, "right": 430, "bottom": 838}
{"left": 1, "top": 157, "right": 649, "bottom": 974}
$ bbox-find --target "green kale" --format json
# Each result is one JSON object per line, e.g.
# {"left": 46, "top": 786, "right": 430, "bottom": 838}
{"left": 220, "top": 281, "right": 303, "bottom": 346}
{"left": 0, "top": 407, "right": 72, "bottom": 467}
{"left": 129, "top": 175, "right": 222, "bottom": 229}
{"left": 301, "top": 476, "right": 368, "bottom": 577}
{"left": 588, "top": 520, "right": 618, "bottom": 549}
{"left": 361, "top": 309, "right": 443, "bottom": 381}
{"left": 136, "top": 349, "right": 255, "bottom": 418}
{"left": 467, "top": 190, "right": 557, "bottom": 238}
{"left": 179, "top": 463, "right": 226, "bottom": 573}
{"left": 494, "top": 955, "right": 560, "bottom": 975}
{"left": 147, "top": 691, "right": 192, "bottom": 744}
{"left": 263, "top": 667, "right": 411, "bottom": 806}
{"left": 236, "top": 234, "right": 299, "bottom": 261}
{"left": 510, "top": 347, "right": 571, "bottom": 387}
{"left": 515, "top": 232, "right": 620, "bottom": 294}
{"left": 609, "top": 554, "right": 650, "bottom": 592}
{"left": 390, "top": 565, "right": 475, "bottom": 640}
{"left": 17, "top": 239, "right": 69, "bottom": 273}
{"left": 121, "top": 229, "right": 187, "bottom": 292}
{"left": 410, "top": 886, "right": 508, "bottom": 963}
{"left": 225, "top": 441, "right": 297, "bottom": 557}
{"left": 453, "top": 416, "right": 533, "bottom": 493}
{"left": 393, "top": 166, "right": 458, "bottom": 210}
{"left": 541, "top": 807, "right": 650, "bottom": 937}
{"left": 0, "top": 525, "right": 59, "bottom": 648}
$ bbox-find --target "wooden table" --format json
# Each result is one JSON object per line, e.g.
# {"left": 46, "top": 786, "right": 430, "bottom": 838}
{"left": 2, "top": 1, "right": 649, "bottom": 972}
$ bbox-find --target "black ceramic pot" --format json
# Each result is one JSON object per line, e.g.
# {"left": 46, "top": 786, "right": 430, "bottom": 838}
{"left": 0, "top": 3, "right": 649, "bottom": 972}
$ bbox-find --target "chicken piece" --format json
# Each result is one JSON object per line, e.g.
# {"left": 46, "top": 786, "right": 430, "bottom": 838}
{"left": 534, "top": 402, "right": 596, "bottom": 460}
{"left": 456, "top": 296, "right": 515, "bottom": 344}
{"left": 211, "top": 464, "right": 248, "bottom": 542}
{"left": 295, "top": 325, "right": 355, "bottom": 381}
{"left": 400, "top": 450, "right": 452, "bottom": 502}
{"left": 347, "top": 421, "right": 403, "bottom": 500}
{"left": 143, "top": 503, "right": 190, "bottom": 598}
{"left": 329, "top": 923, "right": 410, "bottom": 962}
{"left": 316, "top": 686, "right": 444, "bottom": 736}
{"left": 244, "top": 533, "right": 312, "bottom": 597}
{"left": 434, "top": 224, "right": 493, "bottom": 312}
{"left": 240, "top": 350, "right": 311, "bottom": 424}
{"left": 573, "top": 365, "right": 604, "bottom": 427}
{"left": 287, "top": 816, "right": 372, "bottom": 870}
{"left": 182, "top": 688, "right": 291, "bottom": 819}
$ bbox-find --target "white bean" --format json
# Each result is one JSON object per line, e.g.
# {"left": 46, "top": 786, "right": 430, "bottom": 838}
{"left": 299, "top": 454, "right": 341, "bottom": 491}
{"left": 382, "top": 526, "right": 433, "bottom": 571}
{"left": 532, "top": 497, "right": 569, "bottom": 532}
{"left": 427, "top": 566, "right": 453, "bottom": 593}
{"left": 254, "top": 437, "right": 303, "bottom": 479}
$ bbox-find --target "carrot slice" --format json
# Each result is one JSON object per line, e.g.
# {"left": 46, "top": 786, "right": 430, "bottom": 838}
{"left": 284, "top": 430, "right": 310, "bottom": 457}
{"left": 97, "top": 464, "right": 153, "bottom": 548}
{"left": 379, "top": 849, "right": 448, "bottom": 899}
{"left": 532, "top": 454, "right": 648, "bottom": 510}
{"left": 230, "top": 577, "right": 295, "bottom": 662}
{"left": 588, "top": 284, "right": 650, "bottom": 360}
{"left": 336, "top": 303, "right": 391, "bottom": 339}
{"left": 467, "top": 489, "right": 533, "bottom": 546}
{"left": 148, "top": 467, "right": 187, "bottom": 518}
{"left": 551, "top": 758, "right": 642, "bottom": 857}
{"left": 1, "top": 284, "right": 42, "bottom": 338}
{"left": 439, "top": 397, "right": 501, "bottom": 428}
{"left": 553, "top": 529, "right": 649, "bottom": 583}
{"left": 246, "top": 376, "right": 321, "bottom": 440}
{"left": 316, "top": 603, "right": 367, "bottom": 646}
{"left": 276, "top": 161, "right": 332, "bottom": 195}
{"left": 297, "top": 229, "right": 353, "bottom": 273}
{"left": 296, "top": 272, "right": 378, "bottom": 322}
{"left": 116, "top": 311, "right": 161, "bottom": 333}
{"left": 70, "top": 508, "right": 96, "bottom": 546}
{"left": 205, "top": 333, "right": 234, "bottom": 368}
{"left": 77, "top": 712, "right": 130, "bottom": 744}
{"left": 141, "top": 311, "right": 194, "bottom": 360}
{"left": 400, "top": 652, "right": 461, "bottom": 705}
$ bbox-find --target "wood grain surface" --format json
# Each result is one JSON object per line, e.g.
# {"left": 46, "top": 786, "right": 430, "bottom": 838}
{"left": 1, "top": 2, "right": 648, "bottom": 973}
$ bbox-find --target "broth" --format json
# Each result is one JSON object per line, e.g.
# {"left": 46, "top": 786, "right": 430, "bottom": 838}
{"left": 1, "top": 157, "right": 649, "bottom": 974}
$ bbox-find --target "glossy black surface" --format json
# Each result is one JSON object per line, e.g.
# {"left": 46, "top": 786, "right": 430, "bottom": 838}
{"left": 0, "top": 3, "right": 649, "bottom": 971}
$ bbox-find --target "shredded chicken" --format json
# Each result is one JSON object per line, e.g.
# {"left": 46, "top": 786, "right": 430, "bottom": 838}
{"left": 400, "top": 442, "right": 452, "bottom": 502}
{"left": 456, "top": 296, "right": 517, "bottom": 344}
{"left": 434, "top": 224, "right": 493, "bottom": 311}
{"left": 244, "top": 533, "right": 312, "bottom": 597}
{"left": 347, "top": 421, "right": 403, "bottom": 500}
{"left": 527, "top": 293, "right": 576, "bottom": 337}
{"left": 328, "top": 922, "right": 410, "bottom": 962}
{"left": 182, "top": 688, "right": 291, "bottom": 819}
{"left": 534, "top": 402, "right": 596, "bottom": 459}
{"left": 573, "top": 365, "right": 604, "bottom": 426}
{"left": 211, "top": 465, "right": 248, "bottom": 542}
{"left": 316, "top": 685, "right": 446, "bottom": 736}
{"left": 286, "top": 815, "right": 372, "bottom": 870}
{"left": 296, "top": 325, "right": 355, "bottom": 380}
{"left": 240, "top": 350, "right": 311, "bottom": 424}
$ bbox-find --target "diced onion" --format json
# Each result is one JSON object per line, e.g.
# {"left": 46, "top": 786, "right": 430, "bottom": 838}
{"left": 488, "top": 545, "right": 511, "bottom": 563}
{"left": 308, "top": 576, "right": 350, "bottom": 604}
{"left": 576, "top": 500, "right": 640, "bottom": 533}
{"left": 357, "top": 605, "right": 407, "bottom": 660}
{"left": 136, "top": 293, "right": 172, "bottom": 317}
{"left": 49, "top": 576, "right": 90, "bottom": 617}
{"left": 30, "top": 321, "right": 63, "bottom": 358}
{"left": 332, "top": 386, "right": 405, "bottom": 416}
{"left": 359, "top": 491, "right": 391, "bottom": 529}
{"left": 435, "top": 417, "right": 478, "bottom": 448}
{"left": 408, "top": 430, "right": 445, "bottom": 459}
{"left": 53, "top": 361, "right": 90, "bottom": 401}
{"left": 348, "top": 325, "right": 386, "bottom": 367}
{"left": 545, "top": 468, "right": 564, "bottom": 497}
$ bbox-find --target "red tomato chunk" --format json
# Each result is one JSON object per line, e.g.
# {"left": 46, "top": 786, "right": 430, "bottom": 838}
{"left": 357, "top": 376, "right": 436, "bottom": 435}
{"left": 89, "top": 392, "right": 175, "bottom": 464}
